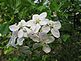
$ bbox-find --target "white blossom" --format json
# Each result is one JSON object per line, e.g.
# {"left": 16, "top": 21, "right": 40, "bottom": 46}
{"left": 41, "top": 20, "right": 61, "bottom": 38}
{"left": 26, "top": 12, "right": 49, "bottom": 33}
{"left": 8, "top": 20, "right": 32, "bottom": 46}
{"left": 49, "top": 21, "right": 61, "bottom": 38}
{"left": 29, "top": 32, "right": 54, "bottom": 53}
{"left": 7, "top": 12, "right": 61, "bottom": 53}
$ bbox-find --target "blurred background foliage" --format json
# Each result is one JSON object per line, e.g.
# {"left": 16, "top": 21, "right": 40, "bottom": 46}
{"left": 0, "top": 0, "right": 81, "bottom": 61}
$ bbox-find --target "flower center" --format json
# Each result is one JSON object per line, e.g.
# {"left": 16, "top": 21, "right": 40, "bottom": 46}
{"left": 36, "top": 19, "right": 40, "bottom": 24}
{"left": 49, "top": 23, "right": 53, "bottom": 27}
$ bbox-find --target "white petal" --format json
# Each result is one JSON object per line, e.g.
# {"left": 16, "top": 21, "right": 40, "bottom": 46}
{"left": 9, "top": 24, "right": 19, "bottom": 31}
{"left": 31, "top": 24, "right": 41, "bottom": 33}
{"left": 51, "top": 28, "right": 60, "bottom": 38}
{"left": 18, "top": 20, "right": 27, "bottom": 27}
{"left": 21, "top": 20, "right": 27, "bottom": 26}
{"left": 18, "top": 29, "right": 24, "bottom": 38}
{"left": 7, "top": 33, "right": 17, "bottom": 47}
{"left": 29, "top": 34, "right": 39, "bottom": 42}
{"left": 42, "top": 45, "right": 51, "bottom": 53}
{"left": 39, "top": 19, "right": 49, "bottom": 25}
{"left": 26, "top": 28, "right": 32, "bottom": 34}
{"left": 39, "top": 32, "right": 48, "bottom": 41}
{"left": 45, "top": 36, "right": 55, "bottom": 44}
{"left": 12, "top": 31, "right": 18, "bottom": 37}
{"left": 39, "top": 32, "right": 55, "bottom": 44}
{"left": 53, "top": 21, "right": 61, "bottom": 29}
{"left": 39, "top": 12, "right": 47, "bottom": 20}
{"left": 17, "top": 38, "right": 24, "bottom": 45}
{"left": 32, "top": 14, "right": 39, "bottom": 21}
{"left": 23, "top": 27, "right": 31, "bottom": 37}
{"left": 26, "top": 20, "right": 35, "bottom": 27}
{"left": 31, "top": 25, "right": 36, "bottom": 32}
{"left": 22, "top": 27, "right": 28, "bottom": 37}
{"left": 23, "top": 32, "right": 28, "bottom": 37}
{"left": 7, "top": 38, "right": 16, "bottom": 47}
{"left": 41, "top": 25, "right": 50, "bottom": 33}
{"left": 23, "top": 27, "right": 31, "bottom": 34}
{"left": 34, "top": 24, "right": 41, "bottom": 33}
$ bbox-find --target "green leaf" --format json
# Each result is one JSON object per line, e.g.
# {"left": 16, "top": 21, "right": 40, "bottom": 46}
{"left": 62, "top": 34, "right": 70, "bottom": 42}
{"left": 4, "top": 47, "right": 14, "bottom": 54}
{"left": 0, "top": 22, "right": 9, "bottom": 35}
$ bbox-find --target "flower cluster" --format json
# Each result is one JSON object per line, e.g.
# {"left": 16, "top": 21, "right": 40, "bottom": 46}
{"left": 7, "top": 12, "right": 61, "bottom": 53}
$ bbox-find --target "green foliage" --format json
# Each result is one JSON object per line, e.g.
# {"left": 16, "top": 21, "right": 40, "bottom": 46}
{"left": 0, "top": 0, "right": 81, "bottom": 61}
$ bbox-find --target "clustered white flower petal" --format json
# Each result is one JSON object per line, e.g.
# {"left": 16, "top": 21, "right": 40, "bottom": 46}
{"left": 7, "top": 12, "right": 61, "bottom": 53}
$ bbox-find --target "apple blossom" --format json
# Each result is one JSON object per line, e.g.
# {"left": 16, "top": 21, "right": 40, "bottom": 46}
{"left": 41, "top": 20, "right": 61, "bottom": 38}
{"left": 26, "top": 12, "right": 49, "bottom": 33}
{"left": 29, "top": 32, "right": 55, "bottom": 53}
{"left": 7, "top": 20, "right": 32, "bottom": 47}
{"left": 7, "top": 12, "right": 61, "bottom": 53}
